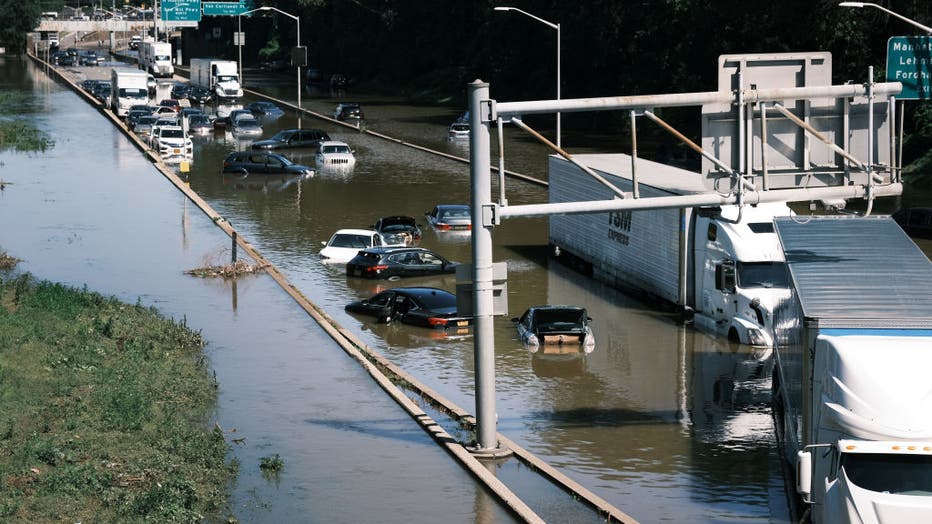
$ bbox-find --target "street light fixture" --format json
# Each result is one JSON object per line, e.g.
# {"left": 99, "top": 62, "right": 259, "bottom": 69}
{"left": 239, "top": 6, "right": 304, "bottom": 126}
{"left": 838, "top": 2, "right": 932, "bottom": 34}
{"left": 494, "top": 6, "right": 562, "bottom": 148}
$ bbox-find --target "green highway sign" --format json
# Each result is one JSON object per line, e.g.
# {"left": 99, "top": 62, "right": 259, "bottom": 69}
{"left": 886, "top": 36, "right": 932, "bottom": 100}
{"left": 161, "top": 0, "right": 201, "bottom": 22}
{"left": 202, "top": 1, "right": 253, "bottom": 16}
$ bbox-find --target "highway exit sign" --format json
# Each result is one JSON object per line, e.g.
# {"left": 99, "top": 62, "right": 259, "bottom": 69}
{"left": 202, "top": 1, "right": 252, "bottom": 16}
{"left": 886, "top": 36, "right": 932, "bottom": 100}
{"left": 161, "top": 0, "right": 201, "bottom": 22}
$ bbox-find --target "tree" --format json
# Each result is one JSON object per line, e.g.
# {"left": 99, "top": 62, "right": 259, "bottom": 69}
{"left": 0, "top": 0, "right": 41, "bottom": 51}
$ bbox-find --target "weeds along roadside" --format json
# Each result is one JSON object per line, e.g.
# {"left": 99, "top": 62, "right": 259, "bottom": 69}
{"left": 0, "top": 267, "right": 237, "bottom": 522}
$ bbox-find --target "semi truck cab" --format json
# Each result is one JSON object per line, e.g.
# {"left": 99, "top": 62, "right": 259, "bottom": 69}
{"left": 693, "top": 203, "right": 792, "bottom": 346}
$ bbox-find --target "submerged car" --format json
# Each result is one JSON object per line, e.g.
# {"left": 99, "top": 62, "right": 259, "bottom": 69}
{"left": 319, "top": 228, "right": 390, "bottom": 264}
{"left": 345, "top": 287, "right": 472, "bottom": 329}
{"left": 512, "top": 306, "right": 595, "bottom": 352}
{"left": 333, "top": 102, "right": 363, "bottom": 122}
{"left": 150, "top": 125, "right": 193, "bottom": 158}
{"left": 252, "top": 128, "right": 331, "bottom": 150}
{"left": 448, "top": 122, "right": 469, "bottom": 140}
{"left": 187, "top": 114, "right": 214, "bottom": 135}
{"left": 425, "top": 204, "right": 471, "bottom": 231}
{"left": 372, "top": 216, "right": 422, "bottom": 246}
{"left": 221, "top": 151, "right": 313, "bottom": 176}
{"left": 246, "top": 101, "right": 285, "bottom": 119}
{"left": 315, "top": 140, "right": 356, "bottom": 169}
{"left": 188, "top": 86, "right": 212, "bottom": 105}
{"left": 346, "top": 247, "right": 458, "bottom": 280}
{"left": 231, "top": 116, "right": 263, "bottom": 138}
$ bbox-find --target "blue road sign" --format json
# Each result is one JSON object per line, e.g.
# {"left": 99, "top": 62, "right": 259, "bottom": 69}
{"left": 886, "top": 36, "right": 932, "bottom": 100}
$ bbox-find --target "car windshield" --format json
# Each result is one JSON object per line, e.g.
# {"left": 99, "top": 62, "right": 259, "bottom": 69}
{"left": 190, "top": 116, "right": 210, "bottom": 125}
{"left": 737, "top": 261, "right": 789, "bottom": 289}
{"left": 217, "top": 75, "right": 237, "bottom": 83}
{"left": 270, "top": 131, "right": 293, "bottom": 141}
{"left": 160, "top": 129, "right": 184, "bottom": 139}
{"left": 842, "top": 452, "right": 932, "bottom": 496}
{"left": 441, "top": 207, "right": 470, "bottom": 219}
{"left": 138, "top": 116, "right": 157, "bottom": 124}
{"left": 330, "top": 234, "right": 373, "bottom": 248}
{"left": 451, "top": 124, "right": 468, "bottom": 132}
{"left": 322, "top": 145, "right": 351, "bottom": 154}
{"left": 237, "top": 120, "right": 260, "bottom": 128}
{"left": 532, "top": 308, "right": 586, "bottom": 329}
{"left": 382, "top": 224, "right": 413, "bottom": 232}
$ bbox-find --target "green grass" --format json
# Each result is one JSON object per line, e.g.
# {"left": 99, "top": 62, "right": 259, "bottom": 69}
{"left": 0, "top": 273, "right": 237, "bottom": 523}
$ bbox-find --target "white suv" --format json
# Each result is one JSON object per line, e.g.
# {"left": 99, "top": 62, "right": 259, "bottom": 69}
{"left": 150, "top": 125, "right": 192, "bottom": 158}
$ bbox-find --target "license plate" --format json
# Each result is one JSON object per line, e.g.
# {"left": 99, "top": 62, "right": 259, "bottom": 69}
{"left": 456, "top": 320, "right": 468, "bottom": 327}
{"left": 452, "top": 225, "right": 468, "bottom": 230}
{"left": 173, "top": 148, "right": 181, "bottom": 154}
{"left": 454, "top": 328, "right": 470, "bottom": 335}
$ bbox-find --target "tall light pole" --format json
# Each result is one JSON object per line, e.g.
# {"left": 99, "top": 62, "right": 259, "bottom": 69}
{"left": 240, "top": 6, "right": 304, "bottom": 126}
{"left": 838, "top": 2, "right": 932, "bottom": 34}
{"left": 494, "top": 6, "right": 561, "bottom": 148}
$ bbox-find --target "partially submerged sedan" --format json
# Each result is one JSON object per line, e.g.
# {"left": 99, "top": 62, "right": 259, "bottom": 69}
{"left": 345, "top": 287, "right": 472, "bottom": 330}
{"left": 512, "top": 306, "right": 595, "bottom": 353}
{"left": 346, "top": 247, "right": 458, "bottom": 280}
{"left": 425, "top": 204, "right": 471, "bottom": 231}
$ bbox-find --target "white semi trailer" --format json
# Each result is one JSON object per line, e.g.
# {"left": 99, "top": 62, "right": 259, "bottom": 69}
{"left": 110, "top": 68, "right": 149, "bottom": 117}
{"left": 138, "top": 40, "right": 173, "bottom": 78}
{"left": 190, "top": 58, "right": 242, "bottom": 100}
{"left": 549, "top": 153, "right": 792, "bottom": 346}
{"left": 771, "top": 215, "right": 932, "bottom": 523}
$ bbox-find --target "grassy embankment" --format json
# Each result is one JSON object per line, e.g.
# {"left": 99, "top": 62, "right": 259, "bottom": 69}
{"left": 0, "top": 256, "right": 237, "bottom": 523}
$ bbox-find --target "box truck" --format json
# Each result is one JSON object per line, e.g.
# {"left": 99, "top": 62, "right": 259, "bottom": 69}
{"left": 190, "top": 58, "right": 242, "bottom": 100}
{"left": 549, "top": 153, "right": 792, "bottom": 346}
{"left": 770, "top": 215, "right": 932, "bottom": 523}
{"left": 110, "top": 68, "right": 149, "bottom": 117}
{"left": 138, "top": 40, "right": 173, "bottom": 78}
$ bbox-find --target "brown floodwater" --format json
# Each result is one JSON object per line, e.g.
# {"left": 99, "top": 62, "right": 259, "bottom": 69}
{"left": 5, "top": 53, "right": 932, "bottom": 522}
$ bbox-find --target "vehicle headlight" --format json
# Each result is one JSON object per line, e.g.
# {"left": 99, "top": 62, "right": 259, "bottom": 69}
{"left": 747, "top": 328, "right": 767, "bottom": 346}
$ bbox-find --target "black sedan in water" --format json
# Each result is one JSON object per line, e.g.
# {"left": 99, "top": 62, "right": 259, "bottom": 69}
{"left": 345, "top": 247, "right": 458, "bottom": 280}
{"left": 221, "top": 151, "right": 314, "bottom": 176}
{"left": 345, "top": 287, "right": 472, "bottom": 329}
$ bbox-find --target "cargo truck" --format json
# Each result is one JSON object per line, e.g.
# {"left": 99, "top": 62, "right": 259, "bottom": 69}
{"left": 190, "top": 58, "right": 242, "bottom": 101}
{"left": 549, "top": 153, "right": 792, "bottom": 346}
{"left": 110, "top": 68, "right": 149, "bottom": 117}
{"left": 770, "top": 215, "right": 932, "bottom": 523}
{"left": 138, "top": 40, "right": 173, "bottom": 78}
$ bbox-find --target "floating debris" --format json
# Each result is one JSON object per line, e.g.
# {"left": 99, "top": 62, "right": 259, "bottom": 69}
{"left": 0, "top": 251, "right": 20, "bottom": 270}
{"left": 184, "top": 260, "right": 268, "bottom": 279}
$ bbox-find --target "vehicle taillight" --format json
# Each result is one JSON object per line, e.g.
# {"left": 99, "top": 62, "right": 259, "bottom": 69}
{"left": 437, "top": 223, "right": 451, "bottom": 231}
{"left": 364, "top": 265, "right": 388, "bottom": 274}
{"left": 427, "top": 317, "right": 449, "bottom": 327}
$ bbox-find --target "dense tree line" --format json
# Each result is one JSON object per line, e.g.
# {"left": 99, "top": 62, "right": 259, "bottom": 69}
{"left": 283, "top": 0, "right": 931, "bottom": 171}
{"left": 2, "top": 0, "right": 930, "bottom": 170}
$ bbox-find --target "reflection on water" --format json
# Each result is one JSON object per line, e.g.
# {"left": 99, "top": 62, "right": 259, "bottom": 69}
{"left": 221, "top": 172, "right": 311, "bottom": 192}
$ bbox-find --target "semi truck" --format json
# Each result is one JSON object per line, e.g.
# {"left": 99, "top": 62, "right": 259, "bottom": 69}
{"left": 549, "top": 153, "right": 792, "bottom": 346}
{"left": 190, "top": 58, "right": 242, "bottom": 101}
{"left": 770, "top": 215, "right": 932, "bottom": 523}
{"left": 110, "top": 68, "right": 149, "bottom": 117}
{"left": 138, "top": 40, "right": 173, "bottom": 78}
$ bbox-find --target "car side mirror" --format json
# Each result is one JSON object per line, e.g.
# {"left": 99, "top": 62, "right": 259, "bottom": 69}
{"left": 320, "top": 241, "right": 326, "bottom": 246}
{"left": 511, "top": 317, "right": 519, "bottom": 323}
{"left": 587, "top": 317, "right": 593, "bottom": 322}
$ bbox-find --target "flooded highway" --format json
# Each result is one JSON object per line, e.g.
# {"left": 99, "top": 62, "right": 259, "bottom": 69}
{"left": 4, "top": 53, "right": 932, "bottom": 521}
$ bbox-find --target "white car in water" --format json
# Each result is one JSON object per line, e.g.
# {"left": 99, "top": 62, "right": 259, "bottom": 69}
{"left": 319, "top": 228, "right": 393, "bottom": 264}
{"left": 315, "top": 140, "right": 356, "bottom": 169}
{"left": 150, "top": 125, "right": 193, "bottom": 158}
